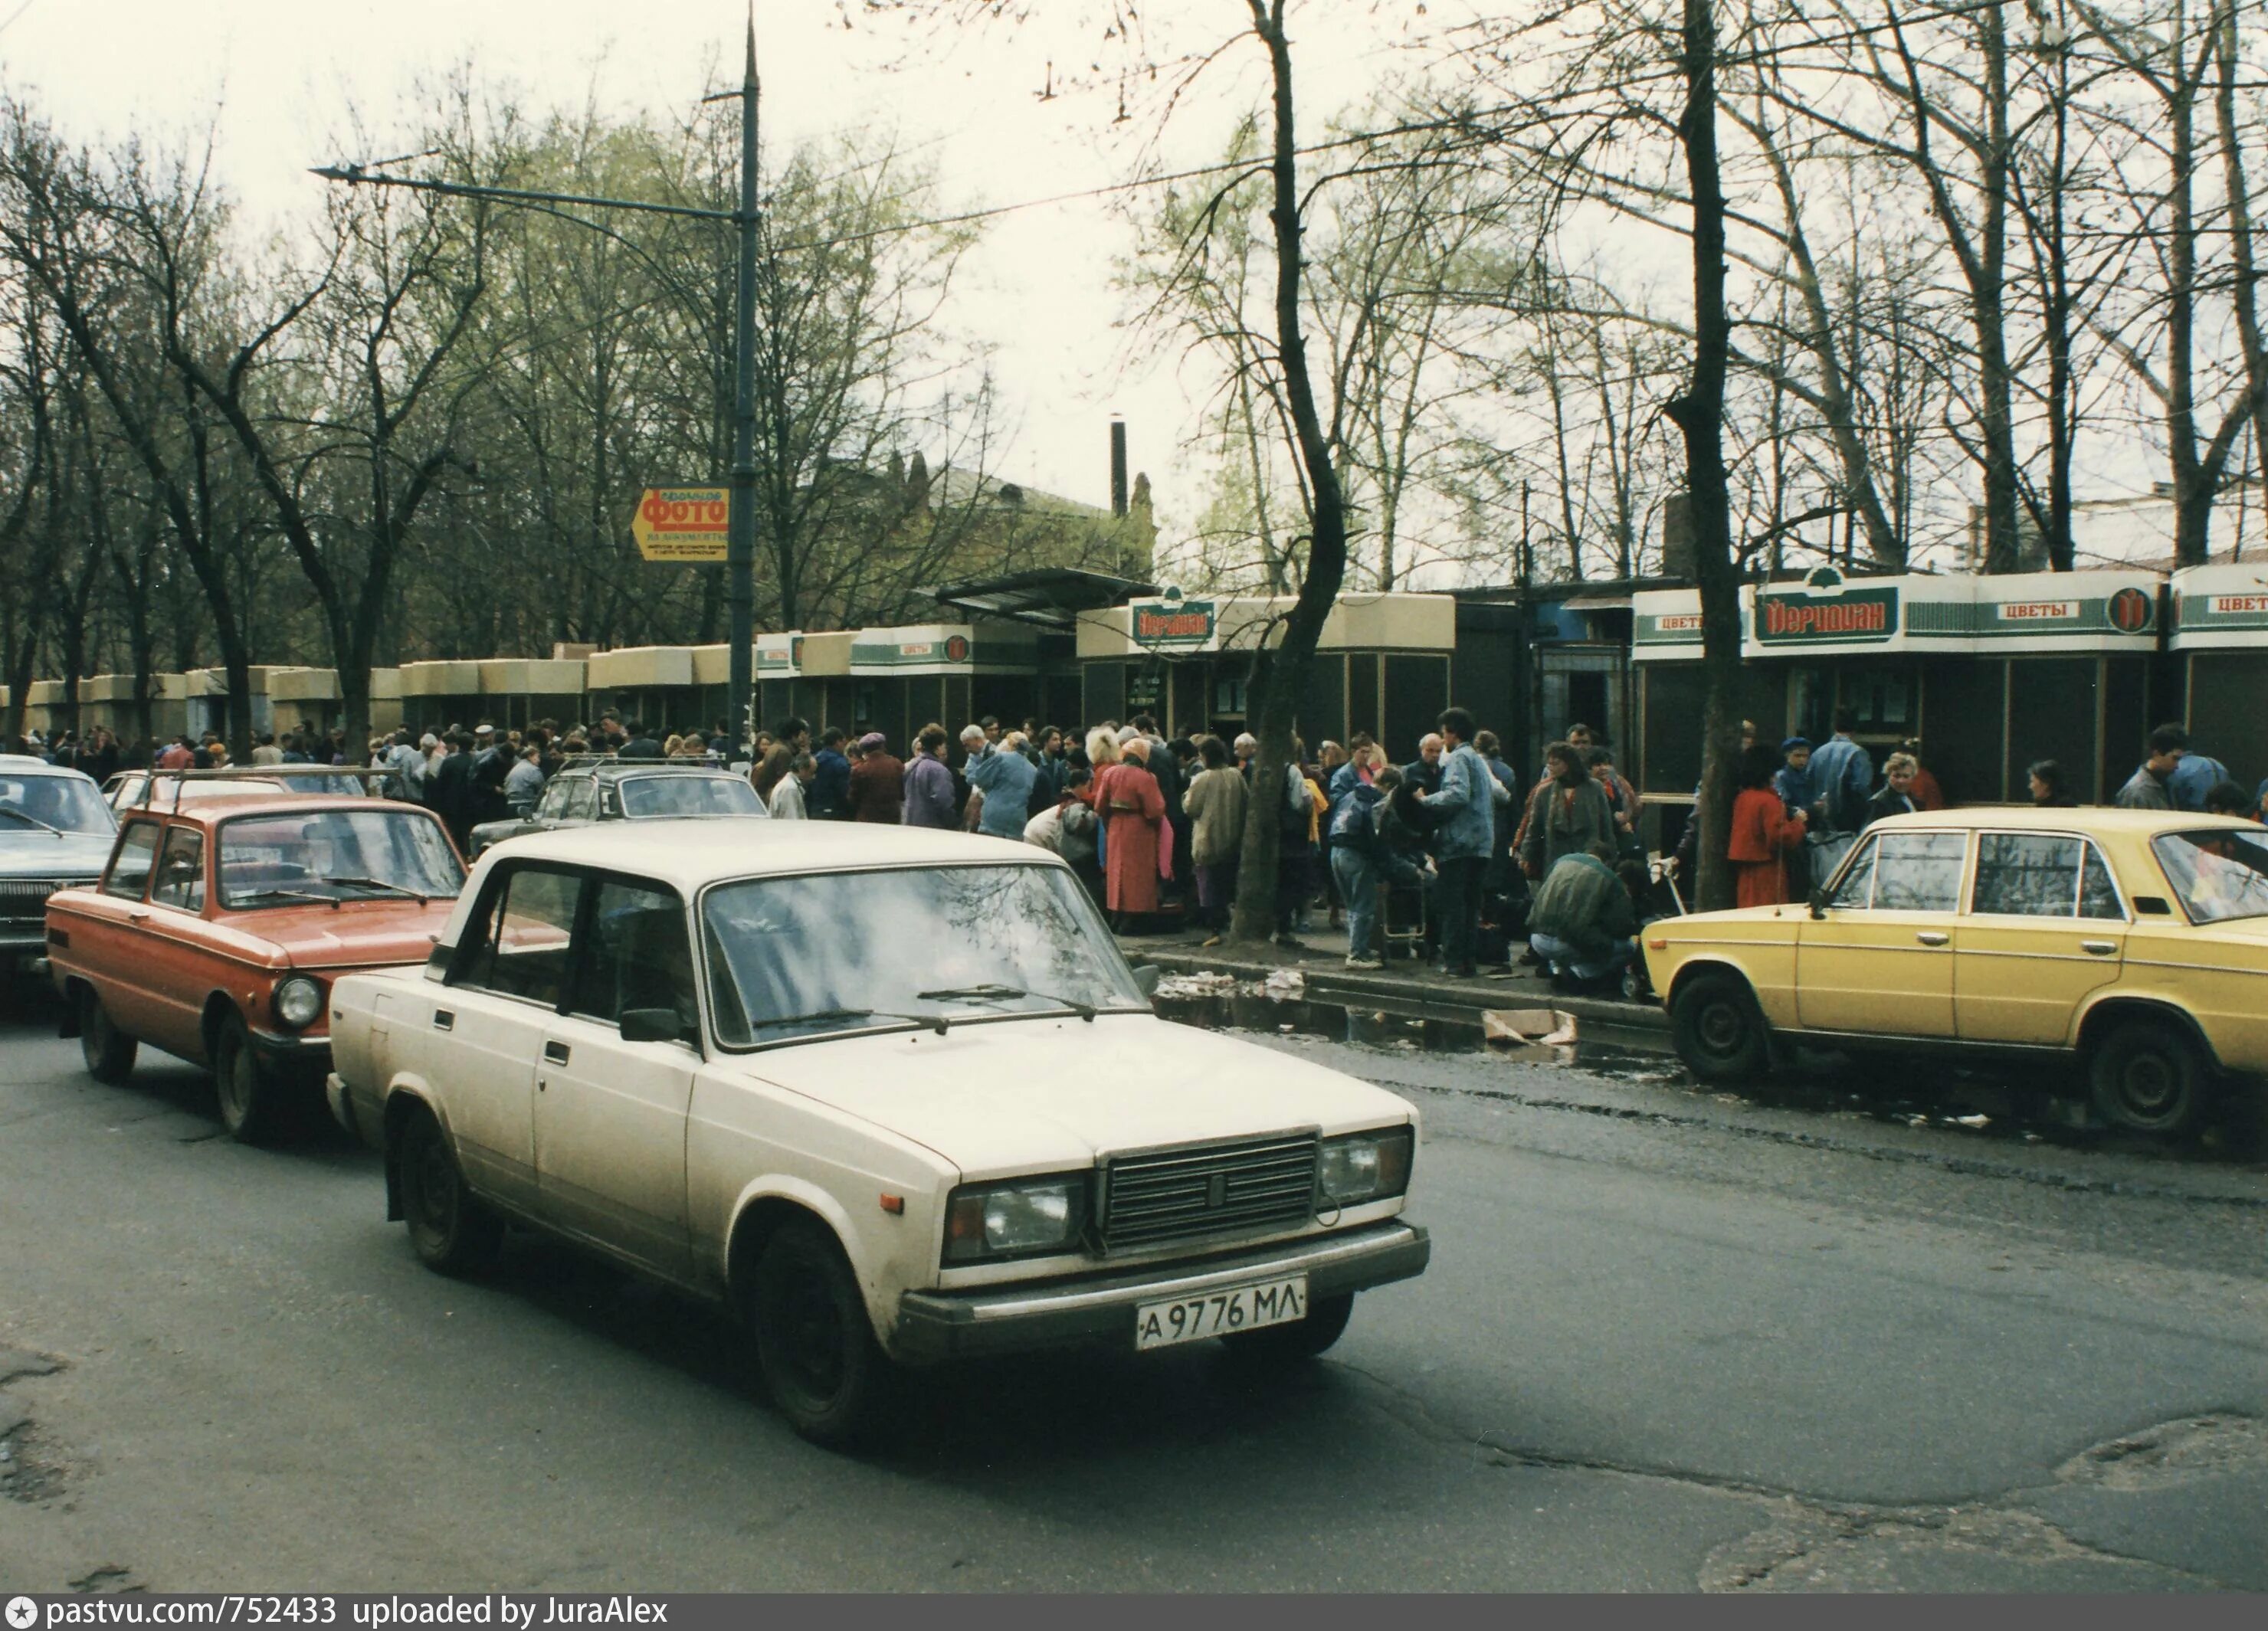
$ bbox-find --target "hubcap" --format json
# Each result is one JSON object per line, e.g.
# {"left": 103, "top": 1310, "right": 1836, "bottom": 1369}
{"left": 2119, "top": 1055, "right": 2178, "bottom": 1118}
{"left": 777, "top": 1274, "right": 845, "bottom": 1400}
{"left": 1698, "top": 1001, "right": 1744, "bottom": 1056}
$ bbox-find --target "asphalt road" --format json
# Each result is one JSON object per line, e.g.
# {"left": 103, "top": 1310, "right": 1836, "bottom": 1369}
{"left": 2, "top": 984, "right": 2263, "bottom": 1593}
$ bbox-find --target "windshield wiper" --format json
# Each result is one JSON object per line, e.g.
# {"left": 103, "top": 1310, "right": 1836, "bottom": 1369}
{"left": 328, "top": 876, "right": 428, "bottom": 903}
{"left": 231, "top": 887, "right": 340, "bottom": 909}
{"left": 916, "top": 983, "right": 1099, "bottom": 1021}
{"left": 747, "top": 1006, "right": 949, "bottom": 1037}
{"left": 0, "top": 807, "right": 64, "bottom": 837}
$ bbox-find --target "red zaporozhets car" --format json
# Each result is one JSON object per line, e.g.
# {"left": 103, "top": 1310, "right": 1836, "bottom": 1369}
{"left": 44, "top": 794, "right": 466, "bottom": 1142}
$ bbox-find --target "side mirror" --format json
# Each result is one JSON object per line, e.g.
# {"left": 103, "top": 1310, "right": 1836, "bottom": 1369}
{"left": 619, "top": 1007, "right": 688, "bottom": 1044}
{"left": 1808, "top": 888, "right": 1830, "bottom": 921}
{"left": 1132, "top": 964, "right": 1163, "bottom": 999}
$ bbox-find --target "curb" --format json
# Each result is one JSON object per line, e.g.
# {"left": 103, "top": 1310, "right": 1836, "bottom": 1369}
{"left": 1119, "top": 940, "right": 1672, "bottom": 1037}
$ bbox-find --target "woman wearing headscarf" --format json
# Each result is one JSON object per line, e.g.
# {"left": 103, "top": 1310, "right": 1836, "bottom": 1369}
{"left": 1092, "top": 733, "right": 1165, "bottom": 927}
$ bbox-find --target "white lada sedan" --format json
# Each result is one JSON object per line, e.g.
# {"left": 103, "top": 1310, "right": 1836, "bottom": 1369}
{"left": 325, "top": 820, "right": 1428, "bottom": 1445}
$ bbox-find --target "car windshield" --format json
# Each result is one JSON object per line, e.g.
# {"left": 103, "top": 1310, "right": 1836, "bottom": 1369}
{"left": 618, "top": 775, "right": 761, "bottom": 818}
{"left": 2152, "top": 828, "right": 2268, "bottom": 925}
{"left": 702, "top": 863, "right": 1146, "bottom": 1047}
{"left": 0, "top": 772, "right": 115, "bottom": 835}
{"left": 218, "top": 809, "right": 465, "bottom": 909}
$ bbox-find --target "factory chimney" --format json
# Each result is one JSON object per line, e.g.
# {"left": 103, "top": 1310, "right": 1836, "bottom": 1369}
{"left": 1109, "top": 417, "right": 1129, "bottom": 519}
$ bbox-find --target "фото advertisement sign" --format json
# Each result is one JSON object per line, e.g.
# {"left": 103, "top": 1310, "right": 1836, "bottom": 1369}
{"left": 631, "top": 487, "right": 729, "bottom": 562}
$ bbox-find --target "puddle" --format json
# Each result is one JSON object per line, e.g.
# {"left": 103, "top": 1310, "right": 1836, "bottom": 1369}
{"left": 1153, "top": 975, "right": 2266, "bottom": 1168}
{"left": 1150, "top": 982, "right": 1670, "bottom": 1078}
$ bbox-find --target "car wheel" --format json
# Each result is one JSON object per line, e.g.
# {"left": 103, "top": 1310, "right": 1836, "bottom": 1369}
{"left": 211, "top": 1010, "right": 286, "bottom": 1145}
{"left": 1670, "top": 971, "right": 1773, "bottom": 1082}
{"left": 1220, "top": 1291, "right": 1354, "bottom": 1367}
{"left": 750, "top": 1219, "right": 896, "bottom": 1449}
{"left": 398, "top": 1107, "right": 504, "bottom": 1274}
{"left": 2090, "top": 1018, "right": 2211, "bottom": 1138}
{"left": 79, "top": 985, "right": 136, "bottom": 1086}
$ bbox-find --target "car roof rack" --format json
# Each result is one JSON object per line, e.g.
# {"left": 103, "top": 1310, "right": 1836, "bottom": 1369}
{"left": 554, "top": 753, "right": 724, "bottom": 771}
{"left": 133, "top": 765, "right": 393, "bottom": 813}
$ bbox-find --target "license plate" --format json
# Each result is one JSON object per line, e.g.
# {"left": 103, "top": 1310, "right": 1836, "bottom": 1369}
{"left": 1134, "top": 1275, "right": 1308, "bottom": 1351}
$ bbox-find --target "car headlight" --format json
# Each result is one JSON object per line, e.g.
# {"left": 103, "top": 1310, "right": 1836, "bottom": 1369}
{"left": 943, "top": 1175, "right": 1090, "bottom": 1263}
{"left": 1318, "top": 1125, "right": 1414, "bottom": 1206}
{"left": 273, "top": 975, "right": 325, "bottom": 1030}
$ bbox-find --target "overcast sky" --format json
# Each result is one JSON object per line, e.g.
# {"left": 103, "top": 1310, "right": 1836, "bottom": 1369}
{"left": 0, "top": 1, "right": 1454, "bottom": 552}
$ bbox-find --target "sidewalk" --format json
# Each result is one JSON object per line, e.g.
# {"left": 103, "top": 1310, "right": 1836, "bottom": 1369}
{"left": 1114, "top": 915, "right": 1672, "bottom": 1040}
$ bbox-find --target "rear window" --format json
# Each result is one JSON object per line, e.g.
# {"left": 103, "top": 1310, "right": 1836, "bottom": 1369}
{"left": 2152, "top": 828, "right": 2268, "bottom": 924}
{"left": 618, "top": 775, "right": 760, "bottom": 818}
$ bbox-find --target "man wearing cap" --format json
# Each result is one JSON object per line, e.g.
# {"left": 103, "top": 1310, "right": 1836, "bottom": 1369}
{"left": 1774, "top": 736, "right": 1815, "bottom": 817}
{"left": 845, "top": 732, "right": 904, "bottom": 823}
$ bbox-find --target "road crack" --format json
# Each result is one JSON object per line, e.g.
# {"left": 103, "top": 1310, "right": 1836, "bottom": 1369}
{"left": 1339, "top": 1366, "right": 2260, "bottom": 1590}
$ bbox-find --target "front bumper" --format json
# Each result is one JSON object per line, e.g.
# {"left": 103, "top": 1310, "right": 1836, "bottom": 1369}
{"left": 247, "top": 1027, "right": 330, "bottom": 1077}
{"left": 892, "top": 1219, "right": 1431, "bottom": 1363}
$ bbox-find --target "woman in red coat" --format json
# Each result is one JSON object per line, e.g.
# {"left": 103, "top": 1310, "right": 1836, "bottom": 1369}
{"left": 1727, "top": 742, "right": 1808, "bottom": 908}
{"left": 1093, "top": 735, "right": 1165, "bottom": 922}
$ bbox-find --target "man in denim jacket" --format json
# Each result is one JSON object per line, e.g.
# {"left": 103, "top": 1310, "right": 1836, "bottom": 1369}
{"left": 1421, "top": 706, "right": 1496, "bottom": 978}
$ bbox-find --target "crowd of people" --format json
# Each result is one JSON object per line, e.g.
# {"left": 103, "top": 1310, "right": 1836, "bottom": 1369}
{"left": 11, "top": 703, "right": 2264, "bottom": 1001}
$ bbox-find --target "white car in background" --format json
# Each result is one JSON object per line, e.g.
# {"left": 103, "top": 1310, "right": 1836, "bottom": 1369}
{"left": 1, "top": 756, "right": 117, "bottom": 974}
{"left": 325, "top": 820, "right": 1430, "bottom": 1446}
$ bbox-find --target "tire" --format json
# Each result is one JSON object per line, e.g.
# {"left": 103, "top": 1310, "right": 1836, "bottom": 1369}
{"left": 1670, "top": 971, "right": 1774, "bottom": 1082}
{"left": 211, "top": 1010, "right": 285, "bottom": 1145}
{"left": 2089, "top": 1017, "right": 2212, "bottom": 1138}
{"left": 398, "top": 1107, "right": 504, "bottom": 1274}
{"left": 749, "top": 1220, "right": 896, "bottom": 1449}
{"left": 1220, "top": 1290, "right": 1354, "bottom": 1367}
{"left": 78, "top": 985, "right": 136, "bottom": 1086}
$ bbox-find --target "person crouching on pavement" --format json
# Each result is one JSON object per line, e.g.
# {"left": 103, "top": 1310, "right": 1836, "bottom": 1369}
{"left": 1527, "top": 840, "right": 1639, "bottom": 994}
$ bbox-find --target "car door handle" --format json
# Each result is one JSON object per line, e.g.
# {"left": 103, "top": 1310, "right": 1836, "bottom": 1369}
{"left": 543, "top": 1040, "right": 571, "bottom": 1065}
{"left": 126, "top": 909, "right": 149, "bottom": 922}
{"left": 1915, "top": 931, "right": 1950, "bottom": 947}
{"left": 2080, "top": 940, "right": 2118, "bottom": 956}
{"left": 433, "top": 1009, "right": 454, "bottom": 1031}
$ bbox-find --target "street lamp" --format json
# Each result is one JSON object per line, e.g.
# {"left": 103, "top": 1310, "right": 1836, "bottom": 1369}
{"left": 313, "top": 19, "right": 765, "bottom": 759}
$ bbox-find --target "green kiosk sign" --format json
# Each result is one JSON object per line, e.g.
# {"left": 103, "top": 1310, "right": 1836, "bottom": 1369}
{"left": 1754, "top": 567, "right": 1899, "bottom": 646}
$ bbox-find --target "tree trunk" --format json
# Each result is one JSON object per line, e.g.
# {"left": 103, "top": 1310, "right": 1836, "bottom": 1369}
{"left": 1227, "top": 0, "right": 1352, "bottom": 947}
{"left": 1667, "top": 0, "right": 1745, "bottom": 915}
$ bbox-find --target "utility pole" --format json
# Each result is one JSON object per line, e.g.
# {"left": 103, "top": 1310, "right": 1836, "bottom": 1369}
{"left": 312, "top": 11, "right": 765, "bottom": 757}
{"left": 726, "top": 20, "right": 760, "bottom": 761}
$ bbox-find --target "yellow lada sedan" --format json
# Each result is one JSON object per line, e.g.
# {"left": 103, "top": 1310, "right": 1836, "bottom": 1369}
{"left": 1644, "top": 808, "right": 2268, "bottom": 1136}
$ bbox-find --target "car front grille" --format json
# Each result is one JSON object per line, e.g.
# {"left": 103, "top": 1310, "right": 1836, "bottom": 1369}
{"left": 0, "top": 879, "right": 62, "bottom": 925}
{"left": 1097, "top": 1130, "right": 1319, "bottom": 1253}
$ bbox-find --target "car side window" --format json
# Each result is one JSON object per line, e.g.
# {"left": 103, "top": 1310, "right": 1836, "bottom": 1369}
{"left": 150, "top": 827, "right": 206, "bottom": 912}
{"left": 1971, "top": 833, "right": 2080, "bottom": 918}
{"left": 536, "top": 777, "right": 570, "bottom": 820}
{"left": 1873, "top": 832, "right": 1968, "bottom": 912}
{"left": 2079, "top": 843, "right": 2123, "bottom": 919}
{"left": 569, "top": 879, "right": 697, "bottom": 1036}
{"left": 104, "top": 820, "right": 162, "bottom": 900}
{"left": 563, "top": 778, "right": 598, "bottom": 821}
{"left": 454, "top": 866, "right": 582, "bottom": 1008}
{"left": 1829, "top": 836, "right": 1879, "bottom": 908}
